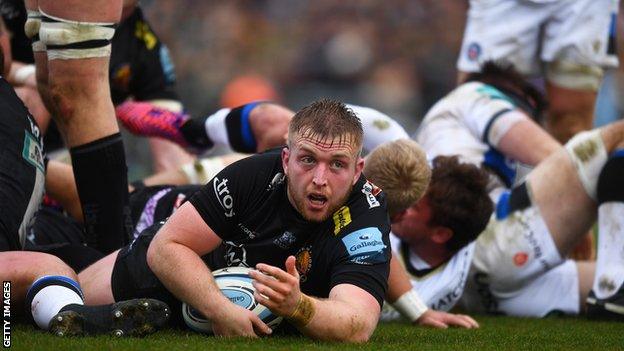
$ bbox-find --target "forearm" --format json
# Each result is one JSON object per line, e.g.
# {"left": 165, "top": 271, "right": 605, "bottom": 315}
{"left": 296, "top": 295, "right": 378, "bottom": 343}
{"left": 496, "top": 119, "right": 561, "bottom": 166}
{"left": 147, "top": 237, "right": 228, "bottom": 319}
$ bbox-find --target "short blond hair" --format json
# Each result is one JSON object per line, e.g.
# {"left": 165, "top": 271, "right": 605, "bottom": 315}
{"left": 364, "top": 139, "right": 431, "bottom": 217}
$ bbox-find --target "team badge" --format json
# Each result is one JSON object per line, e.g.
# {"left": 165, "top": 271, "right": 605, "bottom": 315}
{"left": 513, "top": 252, "right": 528, "bottom": 267}
{"left": 362, "top": 181, "right": 381, "bottom": 209}
{"left": 333, "top": 206, "right": 352, "bottom": 235}
{"left": 112, "top": 63, "right": 131, "bottom": 92}
{"left": 295, "top": 247, "right": 312, "bottom": 282}
{"left": 467, "top": 42, "right": 481, "bottom": 62}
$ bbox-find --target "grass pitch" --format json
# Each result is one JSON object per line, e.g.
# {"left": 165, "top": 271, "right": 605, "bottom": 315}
{"left": 9, "top": 316, "right": 624, "bottom": 350}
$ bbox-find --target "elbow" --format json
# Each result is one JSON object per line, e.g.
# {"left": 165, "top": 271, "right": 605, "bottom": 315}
{"left": 341, "top": 315, "right": 377, "bottom": 343}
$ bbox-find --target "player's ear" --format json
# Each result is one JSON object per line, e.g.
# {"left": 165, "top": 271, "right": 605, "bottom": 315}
{"left": 431, "top": 227, "right": 453, "bottom": 245}
{"left": 353, "top": 157, "right": 364, "bottom": 185}
{"left": 281, "top": 146, "right": 290, "bottom": 172}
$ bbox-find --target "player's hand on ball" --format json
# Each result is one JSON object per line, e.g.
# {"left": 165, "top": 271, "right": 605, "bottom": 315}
{"left": 250, "top": 255, "right": 301, "bottom": 317}
{"left": 416, "top": 309, "right": 479, "bottom": 329}
{"left": 211, "top": 301, "right": 272, "bottom": 337}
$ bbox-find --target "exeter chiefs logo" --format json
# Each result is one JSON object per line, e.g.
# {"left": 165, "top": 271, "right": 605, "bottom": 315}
{"left": 295, "top": 246, "right": 312, "bottom": 282}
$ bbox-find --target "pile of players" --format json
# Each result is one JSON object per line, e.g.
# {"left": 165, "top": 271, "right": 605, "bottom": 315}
{"left": 0, "top": 0, "right": 623, "bottom": 342}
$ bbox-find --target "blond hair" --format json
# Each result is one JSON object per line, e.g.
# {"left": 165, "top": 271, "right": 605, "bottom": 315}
{"left": 364, "top": 139, "right": 431, "bottom": 217}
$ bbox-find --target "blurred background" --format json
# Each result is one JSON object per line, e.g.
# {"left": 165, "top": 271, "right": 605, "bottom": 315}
{"left": 126, "top": 0, "right": 624, "bottom": 179}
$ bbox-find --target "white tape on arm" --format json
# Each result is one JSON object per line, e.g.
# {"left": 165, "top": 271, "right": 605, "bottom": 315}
{"left": 392, "top": 289, "right": 429, "bottom": 322}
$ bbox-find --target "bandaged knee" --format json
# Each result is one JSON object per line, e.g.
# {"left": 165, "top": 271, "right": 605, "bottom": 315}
{"left": 565, "top": 130, "right": 609, "bottom": 201}
{"left": 38, "top": 10, "right": 116, "bottom": 60}
{"left": 181, "top": 158, "right": 225, "bottom": 185}
{"left": 24, "top": 10, "right": 46, "bottom": 52}
{"left": 546, "top": 60, "right": 604, "bottom": 92}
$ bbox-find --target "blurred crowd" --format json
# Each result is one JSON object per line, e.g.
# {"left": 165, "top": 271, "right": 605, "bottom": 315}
{"left": 123, "top": 0, "right": 624, "bottom": 177}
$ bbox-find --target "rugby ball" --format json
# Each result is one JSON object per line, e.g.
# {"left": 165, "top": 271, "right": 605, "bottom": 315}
{"left": 182, "top": 266, "right": 283, "bottom": 334}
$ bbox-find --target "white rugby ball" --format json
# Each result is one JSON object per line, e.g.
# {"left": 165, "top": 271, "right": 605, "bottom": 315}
{"left": 182, "top": 266, "right": 283, "bottom": 334}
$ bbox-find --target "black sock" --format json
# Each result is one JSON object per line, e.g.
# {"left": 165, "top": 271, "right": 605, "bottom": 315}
{"left": 597, "top": 149, "right": 624, "bottom": 204}
{"left": 70, "top": 133, "right": 132, "bottom": 253}
{"left": 180, "top": 118, "right": 214, "bottom": 150}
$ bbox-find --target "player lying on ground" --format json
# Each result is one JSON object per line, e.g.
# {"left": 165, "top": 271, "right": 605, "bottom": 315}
{"left": 370, "top": 120, "right": 624, "bottom": 319}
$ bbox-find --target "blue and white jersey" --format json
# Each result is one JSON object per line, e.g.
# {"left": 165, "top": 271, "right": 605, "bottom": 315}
{"left": 414, "top": 81, "right": 529, "bottom": 200}
{"left": 347, "top": 104, "right": 409, "bottom": 154}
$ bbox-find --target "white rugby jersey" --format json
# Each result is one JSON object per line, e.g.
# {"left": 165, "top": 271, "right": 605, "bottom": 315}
{"left": 347, "top": 104, "right": 409, "bottom": 153}
{"left": 414, "top": 81, "right": 529, "bottom": 198}
{"left": 390, "top": 233, "right": 475, "bottom": 312}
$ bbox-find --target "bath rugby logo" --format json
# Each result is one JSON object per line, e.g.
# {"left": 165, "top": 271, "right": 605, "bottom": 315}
{"left": 362, "top": 181, "right": 381, "bottom": 209}
{"left": 295, "top": 246, "right": 312, "bottom": 282}
{"left": 333, "top": 206, "right": 352, "bottom": 235}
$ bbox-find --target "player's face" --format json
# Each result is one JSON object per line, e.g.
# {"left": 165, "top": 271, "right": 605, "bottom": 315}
{"left": 282, "top": 132, "right": 364, "bottom": 222}
{"left": 391, "top": 195, "right": 435, "bottom": 244}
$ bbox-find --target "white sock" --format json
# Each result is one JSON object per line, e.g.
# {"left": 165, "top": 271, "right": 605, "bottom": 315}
{"left": 593, "top": 202, "right": 624, "bottom": 299}
{"left": 29, "top": 276, "right": 84, "bottom": 330}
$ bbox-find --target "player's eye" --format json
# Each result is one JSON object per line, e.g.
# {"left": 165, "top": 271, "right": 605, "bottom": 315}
{"left": 300, "top": 156, "right": 315, "bottom": 165}
{"left": 331, "top": 160, "right": 345, "bottom": 169}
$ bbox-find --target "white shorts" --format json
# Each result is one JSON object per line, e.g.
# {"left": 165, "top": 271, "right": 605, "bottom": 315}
{"left": 461, "top": 259, "right": 580, "bottom": 317}
{"left": 472, "top": 203, "right": 564, "bottom": 295}
{"left": 457, "top": 0, "right": 619, "bottom": 76}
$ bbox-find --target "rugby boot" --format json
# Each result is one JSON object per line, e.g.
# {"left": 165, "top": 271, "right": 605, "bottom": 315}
{"left": 115, "top": 101, "right": 199, "bottom": 152}
{"left": 49, "top": 298, "right": 170, "bottom": 337}
{"left": 586, "top": 287, "right": 624, "bottom": 320}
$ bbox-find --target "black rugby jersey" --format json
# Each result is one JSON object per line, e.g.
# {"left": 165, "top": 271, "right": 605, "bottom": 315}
{"left": 189, "top": 149, "right": 391, "bottom": 307}
{"left": 110, "top": 7, "right": 179, "bottom": 105}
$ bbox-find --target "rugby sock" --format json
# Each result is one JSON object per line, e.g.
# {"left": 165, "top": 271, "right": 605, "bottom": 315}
{"left": 224, "top": 102, "right": 262, "bottom": 153}
{"left": 593, "top": 149, "right": 624, "bottom": 300}
{"left": 70, "top": 133, "right": 132, "bottom": 254}
{"left": 179, "top": 117, "right": 214, "bottom": 151}
{"left": 26, "top": 276, "right": 84, "bottom": 330}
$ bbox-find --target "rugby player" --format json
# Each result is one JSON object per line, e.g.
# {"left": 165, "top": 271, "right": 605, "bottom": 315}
{"left": 457, "top": 0, "right": 619, "bottom": 143}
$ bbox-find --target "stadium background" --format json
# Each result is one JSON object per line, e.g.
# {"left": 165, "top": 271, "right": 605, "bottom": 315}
{"left": 124, "top": 0, "right": 624, "bottom": 179}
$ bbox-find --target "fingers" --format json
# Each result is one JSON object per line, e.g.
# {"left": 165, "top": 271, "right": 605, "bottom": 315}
{"left": 252, "top": 279, "right": 285, "bottom": 303}
{"left": 419, "top": 317, "right": 448, "bottom": 329}
{"left": 249, "top": 269, "right": 289, "bottom": 295}
{"left": 285, "top": 255, "right": 299, "bottom": 279}
{"left": 249, "top": 312, "right": 272, "bottom": 336}
{"left": 457, "top": 314, "right": 479, "bottom": 329}
{"left": 256, "top": 262, "right": 296, "bottom": 283}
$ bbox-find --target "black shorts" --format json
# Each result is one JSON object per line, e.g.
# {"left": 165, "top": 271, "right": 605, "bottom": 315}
{"left": 111, "top": 223, "right": 184, "bottom": 326}
{"left": 0, "top": 80, "right": 45, "bottom": 251}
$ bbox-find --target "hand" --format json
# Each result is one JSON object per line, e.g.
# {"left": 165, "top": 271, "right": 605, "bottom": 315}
{"left": 210, "top": 299, "right": 272, "bottom": 337}
{"left": 416, "top": 309, "right": 479, "bottom": 329}
{"left": 250, "top": 256, "right": 301, "bottom": 317}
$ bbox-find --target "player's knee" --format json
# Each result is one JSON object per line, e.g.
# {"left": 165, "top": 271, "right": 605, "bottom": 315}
{"left": 546, "top": 60, "right": 603, "bottom": 92}
{"left": 38, "top": 11, "right": 115, "bottom": 60}
{"left": 250, "top": 103, "right": 293, "bottom": 151}
{"left": 564, "top": 130, "right": 609, "bottom": 200}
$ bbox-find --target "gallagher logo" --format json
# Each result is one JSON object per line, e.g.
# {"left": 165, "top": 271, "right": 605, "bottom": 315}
{"left": 213, "top": 177, "right": 234, "bottom": 217}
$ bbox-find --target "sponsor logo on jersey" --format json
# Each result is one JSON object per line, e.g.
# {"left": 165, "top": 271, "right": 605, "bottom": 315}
{"left": 273, "top": 230, "right": 296, "bottom": 249}
{"left": 341, "top": 227, "right": 387, "bottom": 265}
{"left": 266, "top": 172, "right": 286, "bottom": 191}
{"left": 224, "top": 241, "right": 248, "bottom": 267}
{"left": 513, "top": 252, "right": 528, "bottom": 267}
{"left": 213, "top": 177, "right": 235, "bottom": 217}
{"left": 372, "top": 119, "right": 390, "bottom": 131}
{"left": 22, "top": 131, "right": 44, "bottom": 173}
{"left": 295, "top": 246, "right": 312, "bottom": 282}
{"left": 467, "top": 42, "right": 481, "bottom": 61}
{"left": 361, "top": 181, "right": 381, "bottom": 209}
{"left": 135, "top": 20, "right": 158, "bottom": 50}
{"left": 237, "top": 223, "right": 256, "bottom": 239}
{"left": 332, "top": 206, "right": 352, "bottom": 235}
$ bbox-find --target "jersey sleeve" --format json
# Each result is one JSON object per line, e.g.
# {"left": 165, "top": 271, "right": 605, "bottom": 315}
{"left": 461, "top": 84, "right": 526, "bottom": 148}
{"left": 188, "top": 153, "right": 279, "bottom": 241}
{"left": 327, "top": 180, "right": 392, "bottom": 307}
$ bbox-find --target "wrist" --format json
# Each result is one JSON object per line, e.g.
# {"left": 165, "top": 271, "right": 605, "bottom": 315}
{"left": 286, "top": 293, "right": 316, "bottom": 328}
{"left": 392, "top": 289, "right": 428, "bottom": 322}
